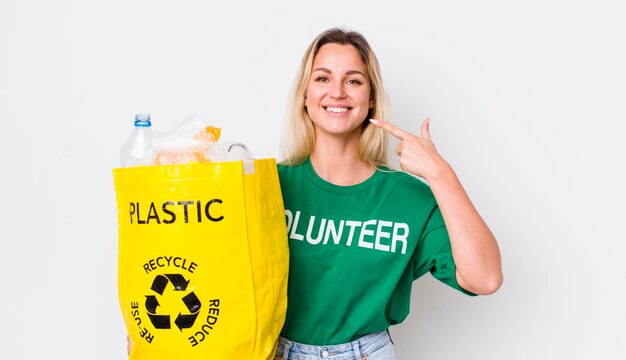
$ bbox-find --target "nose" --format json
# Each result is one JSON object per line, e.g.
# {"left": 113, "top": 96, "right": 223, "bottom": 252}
{"left": 329, "top": 81, "right": 346, "bottom": 99}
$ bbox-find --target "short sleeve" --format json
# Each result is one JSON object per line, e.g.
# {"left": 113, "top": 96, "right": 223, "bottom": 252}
{"left": 413, "top": 206, "right": 476, "bottom": 296}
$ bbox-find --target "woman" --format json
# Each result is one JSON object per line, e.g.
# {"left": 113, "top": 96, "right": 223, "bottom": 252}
{"left": 275, "top": 28, "right": 502, "bottom": 359}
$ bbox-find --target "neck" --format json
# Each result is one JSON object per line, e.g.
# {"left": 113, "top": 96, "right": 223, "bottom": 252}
{"left": 310, "top": 134, "right": 375, "bottom": 186}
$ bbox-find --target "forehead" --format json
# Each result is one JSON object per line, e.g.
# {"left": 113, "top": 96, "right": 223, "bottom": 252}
{"left": 312, "top": 43, "right": 367, "bottom": 73}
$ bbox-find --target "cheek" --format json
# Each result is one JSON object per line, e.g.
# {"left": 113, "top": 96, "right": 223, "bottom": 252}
{"left": 357, "top": 87, "right": 372, "bottom": 106}
{"left": 358, "top": 90, "right": 373, "bottom": 108}
{"left": 304, "top": 86, "right": 322, "bottom": 107}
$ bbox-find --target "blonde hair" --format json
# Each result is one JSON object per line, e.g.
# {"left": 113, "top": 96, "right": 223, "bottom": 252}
{"left": 281, "top": 28, "right": 389, "bottom": 167}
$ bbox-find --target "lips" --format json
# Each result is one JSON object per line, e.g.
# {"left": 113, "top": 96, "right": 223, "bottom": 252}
{"left": 323, "top": 105, "right": 352, "bottom": 114}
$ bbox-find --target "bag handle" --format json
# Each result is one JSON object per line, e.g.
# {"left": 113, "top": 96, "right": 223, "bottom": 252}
{"left": 227, "top": 143, "right": 255, "bottom": 174}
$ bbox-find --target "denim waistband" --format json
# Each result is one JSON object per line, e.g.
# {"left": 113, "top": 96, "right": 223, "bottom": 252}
{"left": 275, "top": 330, "right": 392, "bottom": 360}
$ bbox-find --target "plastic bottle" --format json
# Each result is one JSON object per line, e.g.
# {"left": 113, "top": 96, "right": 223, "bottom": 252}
{"left": 121, "top": 113, "right": 154, "bottom": 167}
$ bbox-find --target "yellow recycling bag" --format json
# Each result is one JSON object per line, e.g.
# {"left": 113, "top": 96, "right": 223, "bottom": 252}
{"left": 113, "top": 159, "right": 289, "bottom": 360}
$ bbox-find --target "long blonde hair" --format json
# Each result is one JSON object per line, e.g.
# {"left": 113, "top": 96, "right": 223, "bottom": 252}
{"left": 281, "top": 28, "right": 389, "bottom": 167}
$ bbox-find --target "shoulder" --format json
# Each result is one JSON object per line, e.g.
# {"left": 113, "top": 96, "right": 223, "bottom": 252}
{"left": 277, "top": 163, "right": 289, "bottom": 173}
{"left": 375, "top": 168, "right": 438, "bottom": 208}
{"left": 277, "top": 162, "right": 306, "bottom": 184}
{"left": 277, "top": 162, "right": 300, "bottom": 176}
{"left": 377, "top": 168, "right": 431, "bottom": 192}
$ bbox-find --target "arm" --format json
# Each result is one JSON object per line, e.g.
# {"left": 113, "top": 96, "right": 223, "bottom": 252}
{"left": 370, "top": 118, "right": 503, "bottom": 295}
{"left": 426, "top": 159, "right": 502, "bottom": 294}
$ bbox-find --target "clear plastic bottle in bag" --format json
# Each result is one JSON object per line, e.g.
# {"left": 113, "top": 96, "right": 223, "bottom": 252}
{"left": 121, "top": 113, "right": 154, "bottom": 167}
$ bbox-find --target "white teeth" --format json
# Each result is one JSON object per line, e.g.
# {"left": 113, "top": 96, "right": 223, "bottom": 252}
{"left": 326, "top": 107, "right": 348, "bottom": 113}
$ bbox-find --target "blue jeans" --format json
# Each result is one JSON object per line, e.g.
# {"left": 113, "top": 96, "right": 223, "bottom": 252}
{"left": 274, "top": 330, "right": 398, "bottom": 360}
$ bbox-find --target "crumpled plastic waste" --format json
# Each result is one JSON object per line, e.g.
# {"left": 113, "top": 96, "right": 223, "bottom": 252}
{"left": 152, "top": 115, "right": 225, "bottom": 165}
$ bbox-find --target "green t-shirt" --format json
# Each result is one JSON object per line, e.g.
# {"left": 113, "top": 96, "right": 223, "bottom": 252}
{"left": 277, "top": 159, "right": 474, "bottom": 346}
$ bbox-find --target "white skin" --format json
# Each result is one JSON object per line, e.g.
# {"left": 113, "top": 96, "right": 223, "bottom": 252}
{"left": 305, "top": 43, "right": 376, "bottom": 185}
{"left": 307, "top": 43, "right": 502, "bottom": 295}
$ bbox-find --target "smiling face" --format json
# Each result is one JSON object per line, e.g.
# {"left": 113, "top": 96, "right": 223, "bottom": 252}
{"left": 305, "top": 43, "right": 373, "bottom": 141}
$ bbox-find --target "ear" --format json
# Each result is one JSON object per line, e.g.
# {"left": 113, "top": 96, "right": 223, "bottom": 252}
{"left": 304, "top": 94, "right": 308, "bottom": 107}
{"left": 369, "top": 99, "right": 374, "bottom": 109}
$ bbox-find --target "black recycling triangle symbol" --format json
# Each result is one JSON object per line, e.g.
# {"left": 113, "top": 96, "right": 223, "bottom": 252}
{"left": 145, "top": 274, "right": 202, "bottom": 331}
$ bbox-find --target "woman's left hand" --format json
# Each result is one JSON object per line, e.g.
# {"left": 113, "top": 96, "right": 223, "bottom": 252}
{"left": 370, "top": 118, "right": 447, "bottom": 180}
{"left": 370, "top": 117, "right": 503, "bottom": 295}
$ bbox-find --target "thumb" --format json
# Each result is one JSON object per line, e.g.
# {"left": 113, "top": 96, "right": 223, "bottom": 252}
{"left": 420, "top": 118, "right": 431, "bottom": 140}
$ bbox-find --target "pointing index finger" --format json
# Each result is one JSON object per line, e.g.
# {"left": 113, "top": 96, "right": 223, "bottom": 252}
{"left": 369, "top": 119, "right": 413, "bottom": 140}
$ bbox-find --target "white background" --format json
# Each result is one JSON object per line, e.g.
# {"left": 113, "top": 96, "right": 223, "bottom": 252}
{"left": 1, "top": 0, "right": 625, "bottom": 359}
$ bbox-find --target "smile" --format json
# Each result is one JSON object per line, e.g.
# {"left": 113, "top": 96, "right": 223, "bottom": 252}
{"left": 324, "top": 106, "right": 352, "bottom": 114}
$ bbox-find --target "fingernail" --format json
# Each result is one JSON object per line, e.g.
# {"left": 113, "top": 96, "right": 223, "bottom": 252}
{"left": 369, "top": 119, "right": 380, "bottom": 125}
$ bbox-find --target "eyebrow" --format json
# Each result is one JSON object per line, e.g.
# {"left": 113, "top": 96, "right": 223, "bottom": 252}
{"left": 312, "top": 67, "right": 367, "bottom": 77}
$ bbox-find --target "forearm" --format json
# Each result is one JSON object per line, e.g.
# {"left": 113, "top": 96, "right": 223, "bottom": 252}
{"left": 427, "top": 161, "right": 503, "bottom": 295}
{"left": 370, "top": 117, "right": 503, "bottom": 294}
